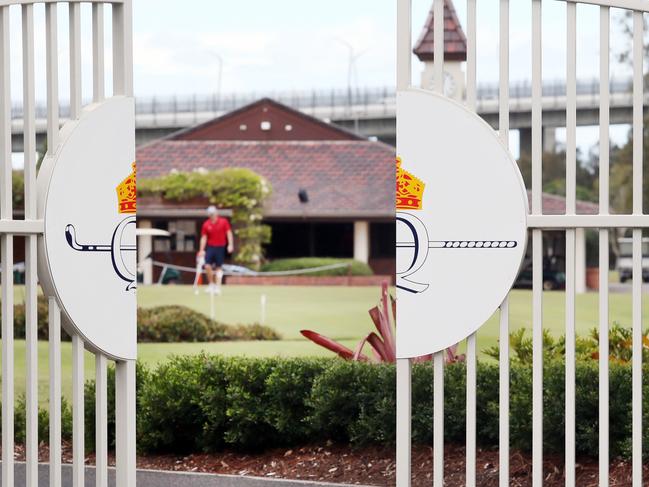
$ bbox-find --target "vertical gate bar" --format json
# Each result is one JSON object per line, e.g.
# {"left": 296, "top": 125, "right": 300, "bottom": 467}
{"left": 22, "top": 2, "right": 36, "bottom": 220}
{"left": 564, "top": 230, "right": 576, "bottom": 485}
{"left": 566, "top": 2, "right": 577, "bottom": 214}
{"left": 0, "top": 7, "right": 14, "bottom": 487}
{"left": 72, "top": 336, "right": 85, "bottom": 487}
{"left": 565, "top": 3, "right": 577, "bottom": 486}
{"left": 116, "top": 361, "right": 137, "bottom": 487}
{"left": 396, "top": 2, "right": 411, "bottom": 485}
{"left": 69, "top": 1, "right": 81, "bottom": 120}
{"left": 432, "top": 0, "right": 445, "bottom": 483}
{"left": 45, "top": 2, "right": 59, "bottom": 152}
{"left": 465, "top": 2, "right": 477, "bottom": 486}
{"left": 92, "top": 3, "right": 105, "bottom": 102}
{"left": 499, "top": 0, "right": 509, "bottom": 143}
{"left": 598, "top": 6, "right": 610, "bottom": 487}
{"left": 112, "top": 0, "right": 133, "bottom": 97}
{"left": 25, "top": 235, "right": 38, "bottom": 487}
{"left": 396, "top": 359, "right": 412, "bottom": 487}
{"left": 114, "top": 2, "right": 137, "bottom": 484}
{"left": 531, "top": 228, "right": 543, "bottom": 487}
{"left": 531, "top": 0, "right": 542, "bottom": 215}
{"left": 531, "top": 2, "right": 543, "bottom": 486}
{"left": 49, "top": 297, "right": 62, "bottom": 487}
{"left": 0, "top": 7, "right": 9, "bottom": 219}
{"left": 498, "top": 298, "right": 509, "bottom": 487}
{"left": 433, "top": 351, "right": 444, "bottom": 487}
{"left": 96, "top": 354, "right": 108, "bottom": 487}
{"left": 465, "top": 334, "right": 476, "bottom": 487}
{"left": 498, "top": 3, "right": 510, "bottom": 486}
{"left": 432, "top": 2, "right": 444, "bottom": 484}
{"left": 396, "top": 0, "right": 411, "bottom": 92}
{"left": 22, "top": 4, "right": 38, "bottom": 485}
{"left": 1, "top": 237, "right": 14, "bottom": 487}
{"left": 433, "top": 0, "right": 444, "bottom": 93}
{"left": 631, "top": 10, "right": 643, "bottom": 487}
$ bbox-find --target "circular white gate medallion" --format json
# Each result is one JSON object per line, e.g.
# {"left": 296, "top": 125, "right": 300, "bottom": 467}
{"left": 396, "top": 90, "right": 528, "bottom": 358}
{"left": 37, "top": 97, "right": 136, "bottom": 360}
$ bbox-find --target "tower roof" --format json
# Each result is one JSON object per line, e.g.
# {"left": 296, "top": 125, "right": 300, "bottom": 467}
{"left": 413, "top": 0, "right": 467, "bottom": 62}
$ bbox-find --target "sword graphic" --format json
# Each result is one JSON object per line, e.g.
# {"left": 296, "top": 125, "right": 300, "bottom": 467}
{"left": 65, "top": 224, "right": 136, "bottom": 252}
{"left": 397, "top": 240, "right": 518, "bottom": 249}
{"left": 65, "top": 217, "right": 137, "bottom": 290}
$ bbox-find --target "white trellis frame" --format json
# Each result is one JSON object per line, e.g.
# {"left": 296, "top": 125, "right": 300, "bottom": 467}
{"left": 0, "top": 1, "right": 135, "bottom": 486}
{"left": 396, "top": 0, "right": 646, "bottom": 486}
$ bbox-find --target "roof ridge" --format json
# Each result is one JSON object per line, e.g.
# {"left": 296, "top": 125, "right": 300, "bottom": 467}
{"left": 413, "top": 0, "right": 467, "bottom": 62}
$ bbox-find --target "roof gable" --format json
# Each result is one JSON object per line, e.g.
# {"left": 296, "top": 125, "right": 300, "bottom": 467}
{"left": 413, "top": 0, "right": 467, "bottom": 62}
{"left": 171, "top": 98, "right": 362, "bottom": 142}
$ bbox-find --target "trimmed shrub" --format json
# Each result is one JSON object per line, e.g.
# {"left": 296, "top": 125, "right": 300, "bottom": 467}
{"left": 84, "top": 362, "right": 149, "bottom": 453}
{"left": 11, "top": 301, "right": 279, "bottom": 343}
{"left": 137, "top": 306, "right": 280, "bottom": 342}
{"left": 260, "top": 258, "right": 373, "bottom": 277}
{"left": 12, "top": 356, "right": 649, "bottom": 459}
{"left": 136, "top": 355, "right": 212, "bottom": 453}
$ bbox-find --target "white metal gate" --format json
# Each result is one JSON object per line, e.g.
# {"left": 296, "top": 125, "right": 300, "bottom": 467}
{"left": 0, "top": 1, "right": 136, "bottom": 486}
{"left": 397, "top": 0, "right": 646, "bottom": 486}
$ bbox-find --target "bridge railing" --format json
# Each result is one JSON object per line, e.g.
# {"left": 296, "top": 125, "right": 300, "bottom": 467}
{"left": 9, "top": 76, "right": 641, "bottom": 122}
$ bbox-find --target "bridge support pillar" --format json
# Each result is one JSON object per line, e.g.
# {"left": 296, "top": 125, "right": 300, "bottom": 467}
{"left": 138, "top": 219, "right": 153, "bottom": 285}
{"left": 519, "top": 127, "right": 556, "bottom": 156}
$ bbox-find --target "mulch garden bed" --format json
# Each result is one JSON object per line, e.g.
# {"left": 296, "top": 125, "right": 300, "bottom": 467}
{"left": 8, "top": 442, "right": 649, "bottom": 486}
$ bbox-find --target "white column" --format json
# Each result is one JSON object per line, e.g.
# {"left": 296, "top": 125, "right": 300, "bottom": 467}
{"left": 138, "top": 219, "right": 153, "bottom": 285}
{"left": 575, "top": 227, "right": 587, "bottom": 293}
{"left": 353, "top": 221, "right": 370, "bottom": 264}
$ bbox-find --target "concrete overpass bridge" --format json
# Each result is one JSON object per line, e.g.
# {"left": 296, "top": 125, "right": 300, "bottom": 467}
{"left": 9, "top": 77, "right": 643, "bottom": 154}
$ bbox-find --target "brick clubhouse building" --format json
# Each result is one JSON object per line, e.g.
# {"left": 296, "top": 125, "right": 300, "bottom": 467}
{"left": 136, "top": 98, "right": 396, "bottom": 283}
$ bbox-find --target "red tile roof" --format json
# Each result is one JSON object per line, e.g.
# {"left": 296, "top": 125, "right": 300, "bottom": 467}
{"left": 137, "top": 140, "right": 396, "bottom": 219}
{"left": 414, "top": 0, "right": 467, "bottom": 62}
{"left": 171, "top": 98, "right": 362, "bottom": 142}
{"left": 530, "top": 191, "right": 599, "bottom": 215}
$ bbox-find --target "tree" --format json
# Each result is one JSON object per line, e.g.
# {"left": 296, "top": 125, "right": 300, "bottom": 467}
{"left": 517, "top": 150, "right": 597, "bottom": 203}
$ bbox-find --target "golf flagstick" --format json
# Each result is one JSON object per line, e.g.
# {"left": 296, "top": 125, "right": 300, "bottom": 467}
{"left": 193, "top": 254, "right": 205, "bottom": 295}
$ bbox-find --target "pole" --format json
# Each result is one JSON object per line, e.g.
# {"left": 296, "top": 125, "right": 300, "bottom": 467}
{"left": 260, "top": 294, "right": 266, "bottom": 325}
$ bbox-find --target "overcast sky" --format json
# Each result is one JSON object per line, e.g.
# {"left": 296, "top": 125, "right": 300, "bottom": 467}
{"left": 5, "top": 0, "right": 640, "bottom": 160}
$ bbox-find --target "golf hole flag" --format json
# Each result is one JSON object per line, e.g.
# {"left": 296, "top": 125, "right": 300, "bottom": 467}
{"left": 396, "top": 90, "right": 528, "bottom": 358}
{"left": 37, "top": 97, "right": 137, "bottom": 361}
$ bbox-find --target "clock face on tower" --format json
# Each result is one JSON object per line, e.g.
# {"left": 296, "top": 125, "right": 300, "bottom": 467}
{"left": 428, "top": 71, "right": 457, "bottom": 98}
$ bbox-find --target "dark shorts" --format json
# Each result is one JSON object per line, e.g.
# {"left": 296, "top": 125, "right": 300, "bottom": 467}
{"left": 205, "top": 246, "right": 226, "bottom": 268}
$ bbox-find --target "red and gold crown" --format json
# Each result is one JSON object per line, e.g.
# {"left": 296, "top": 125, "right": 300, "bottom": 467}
{"left": 116, "top": 162, "right": 136, "bottom": 214}
{"left": 396, "top": 156, "right": 425, "bottom": 210}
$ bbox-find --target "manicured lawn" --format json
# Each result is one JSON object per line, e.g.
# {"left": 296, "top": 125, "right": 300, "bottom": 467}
{"left": 138, "top": 284, "right": 649, "bottom": 358}
{"left": 4, "top": 283, "right": 649, "bottom": 402}
{"left": 137, "top": 284, "right": 382, "bottom": 341}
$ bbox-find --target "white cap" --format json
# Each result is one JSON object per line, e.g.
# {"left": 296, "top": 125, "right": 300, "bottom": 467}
{"left": 206, "top": 205, "right": 218, "bottom": 216}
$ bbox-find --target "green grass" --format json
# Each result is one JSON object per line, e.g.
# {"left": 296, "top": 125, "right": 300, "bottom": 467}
{"left": 137, "top": 284, "right": 381, "bottom": 341}
{"left": 5, "top": 283, "right": 648, "bottom": 402}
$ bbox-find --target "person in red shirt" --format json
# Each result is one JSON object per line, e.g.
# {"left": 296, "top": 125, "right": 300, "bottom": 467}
{"left": 198, "top": 206, "right": 234, "bottom": 294}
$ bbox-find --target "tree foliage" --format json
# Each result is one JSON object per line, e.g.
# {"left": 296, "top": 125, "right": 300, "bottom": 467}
{"left": 138, "top": 168, "right": 272, "bottom": 268}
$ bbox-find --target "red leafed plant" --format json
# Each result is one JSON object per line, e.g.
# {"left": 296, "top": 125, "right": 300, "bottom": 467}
{"left": 301, "top": 281, "right": 465, "bottom": 364}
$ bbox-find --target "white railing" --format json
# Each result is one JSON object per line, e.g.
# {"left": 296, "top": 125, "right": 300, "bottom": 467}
{"left": 6, "top": 77, "right": 643, "bottom": 123}
{"left": 0, "top": 1, "right": 136, "bottom": 487}
{"left": 396, "top": 1, "right": 646, "bottom": 487}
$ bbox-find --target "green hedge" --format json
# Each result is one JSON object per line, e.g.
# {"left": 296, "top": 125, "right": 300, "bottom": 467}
{"left": 7, "top": 357, "right": 649, "bottom": 458}
{"left": 12, "top": 299, "right": 279, "bottom": 343}
{"left": 260, "top": 258, "right": 373, "bottom": 277}
{"left": 137, "top": 306, "right": 280, "bottom": 342}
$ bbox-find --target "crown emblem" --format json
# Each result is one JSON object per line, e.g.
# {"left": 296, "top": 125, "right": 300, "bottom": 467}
{"left": 396, "top": 156, "right": 425, "bottom": 210}
{"left": 116, "top": 162, "right": 136, "bottom": 214}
